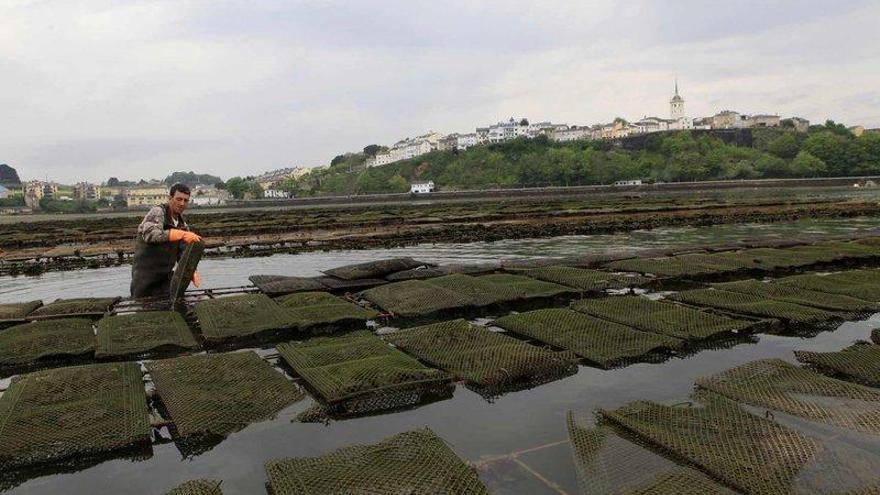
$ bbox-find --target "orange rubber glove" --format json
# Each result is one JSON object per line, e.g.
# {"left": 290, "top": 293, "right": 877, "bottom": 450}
{"left": 168, "top": 229, "right": 202, "bottom": 244}
{"left": 192, "top": 271, "right": 201, "bottom": 288}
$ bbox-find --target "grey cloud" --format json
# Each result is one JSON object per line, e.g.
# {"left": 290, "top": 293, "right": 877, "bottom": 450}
{"left": 1, "top": 1, "right": 879, "bottom": 183}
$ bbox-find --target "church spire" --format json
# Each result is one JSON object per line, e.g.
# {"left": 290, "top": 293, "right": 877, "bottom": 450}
{"left": 674, "top": 78, "right": 679, "bottom": 96}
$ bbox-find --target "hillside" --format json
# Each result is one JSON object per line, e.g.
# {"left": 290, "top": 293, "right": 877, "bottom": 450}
{"left": 164, "top": 171, "right": 223, "bottom": 187}
{"left": 0, "top": 164, "right": 21, "bottom": 185}
{"left": 289, "top": 123, "right": 880, "bottom": 196}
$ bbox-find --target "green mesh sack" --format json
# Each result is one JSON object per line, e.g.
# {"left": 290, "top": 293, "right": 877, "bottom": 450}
{"left": 385, "top": 319, "right": 578, "bottom": 390}
{"left": 0, "top": 300, "right": 42, "bottom": 323}
{"left": 0, "top": 318, "right": 95, "bottom": 369}
{"left": 0, "top": 362, "right": 150, "bottom": 471}
{"left": 572, "top": 296, "right": 753, "bottom": 340}
{"left": 477, "top": 273, "right": 575, "bottom": 299}
{"left": 249, "top": 275, "right": 328, "bottom": 296}
{"left": 170, "top": 241, "right": 204, "bottom": 301}
{"left": 698, "top": 358, "right": 880, "bottom": 434}
{"left": 566, "top": 412, "right": 735, "bottom": 495}
{"left": 386, "top": 263, "right": 498, "bottom": 281}
{"left": 166, "top": 479, "right": 223, "bottom": 495}
{"left": 323, "top": 257, "right": 430, "bottom": 280}
{"left": 668, "top": 288, "right": 838, "bottom": 324}
{"left": 712, "top": 279, "right": 878, "bottom": 313}
{"left": 95, "top": 311, "right": 199, "bottom": 359}
{"left": 193, "top": 294, "right": 293, "bottom": 342}
{"left": 523, "top": 266, "right": 650, "bottom": 291}
{"left": 276, "top": 292, "right": 377, "bottom": 330}
{"left": 424, "top": 274, "right": 525, "bottom": 306}
{"left": 787, "top": 242, "right": 878, "bottom": 263}
{"left": 600, "top": 394, "right": 820, "bottom": 495}
{"left": 495, "top": 309, "right": 680, "bottom": 368}
{"left": 147, "top": 352, "right": 303, "bottom": 439}
{"left": 277, "top": 331, "right": 450, "bottom": 404}
{"left": 777, "top": 270, "right": 880, "bottom": 301}
{"left": 314, "top": 276, "right": 388, "bottom": 291}
{"left": 28, "top": 297, "right": 119, "bottom": 319}
{"left": 265, "top": 428, "right": 489, "bottom": 495}
{"left": 360, "top": 280, "right": 475, "bottom": 317}
{"left": 604, "top": 253, "right": 754, "bottom": 278}
{"left": 719, "top": 247, "right": 815, "bottom": 270}
{"left": 795, "top": 343, "right": 880, "bottom": 388}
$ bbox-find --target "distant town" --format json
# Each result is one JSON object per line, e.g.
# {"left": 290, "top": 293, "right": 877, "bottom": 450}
{"left": 2, "top": 82, "right": 878, "bottom": 215}
{"left": 365, "top": 82, "right": 808, "bottom": 168}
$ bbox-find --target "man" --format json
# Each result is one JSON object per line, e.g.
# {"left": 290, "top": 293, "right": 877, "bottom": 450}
{"left": 130, "top": 183, "right": 203, "bottom": 298}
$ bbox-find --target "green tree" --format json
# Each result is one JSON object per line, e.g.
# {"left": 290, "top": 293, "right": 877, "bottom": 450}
{"left": 363, "top": 144, "right": 382, "bottom": 157}
{"left": 247, "top": 182, "right": 264, "bottom": 199}
{"left": 225, "top": 177, "right": 248, "bottom": 199}
{"left": 279, "top": 177, "right": 302, "bottom": 196}
{"left": 355, "top": 172, "right": 385, "bottom": 194}
{"left": 789, "top": 151, "right": 827, "bottom": 177}
{"left": 802, "top": 131, "right": 861, "bottom": 176}
{"left": 767, "top": 132, "right": 800, "bottom": 159}
{"left": 823, "top": 120, "right": 852, "bottom": 137}
{"left": 387, "top": 174, "right": 409, "bottom": 192}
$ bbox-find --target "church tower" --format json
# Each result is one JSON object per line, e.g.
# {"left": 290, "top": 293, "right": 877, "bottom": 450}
{"left": 670, "top": 79, "right": 684, "bottom": 120}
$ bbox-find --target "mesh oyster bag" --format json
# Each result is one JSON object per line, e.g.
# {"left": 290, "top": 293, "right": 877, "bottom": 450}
{"left": 264, "top": 428, "right": 489, "bottom": 495}
{"left": 495, "top": 308, "right": 680, "bottom": 368}
{"left": 0, "top": 362, "right": 150, "bottom": 471}
{"left": 572, "top": 295, "right": 753, "bottom": 340}
{"left": 794, "top": 342, "right": 880, "bottom": 388}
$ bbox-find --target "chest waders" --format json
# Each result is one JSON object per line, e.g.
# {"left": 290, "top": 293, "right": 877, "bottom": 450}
{"left": 130, "top": 205, "right": 188, "bottom": 298}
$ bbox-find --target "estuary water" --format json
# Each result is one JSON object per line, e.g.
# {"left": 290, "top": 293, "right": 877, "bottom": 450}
{"left": 2, "top": 216, "right": 880, "bottom": 494}
{"left": 2, "top": 215, "right": 880, "bottom": 303}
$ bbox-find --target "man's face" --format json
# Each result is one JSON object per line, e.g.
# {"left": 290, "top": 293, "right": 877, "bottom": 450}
{"left": 169, "top": 191, "right": 190, "bottom": 215}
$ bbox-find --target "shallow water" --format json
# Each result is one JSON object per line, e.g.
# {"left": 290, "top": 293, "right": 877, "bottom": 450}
{"left": 2, "top": 215, "right": 880, "bottom": 303}
{"left": 5, "top": 317, "right": 877, "bottom": 495}
{"left": 3, "top": 217, "right": 880, "bottom": 494}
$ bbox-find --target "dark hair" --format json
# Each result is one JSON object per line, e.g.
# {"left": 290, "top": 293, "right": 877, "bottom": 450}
{"left": 169, "top": 183, "right": 191, "bottom": 196}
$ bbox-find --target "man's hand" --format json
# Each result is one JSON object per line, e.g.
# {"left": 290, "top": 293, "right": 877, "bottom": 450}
{"left": 168, "top": 229, "right": 202, "bottom": 244}
{"left": 192, "top": 271, "right": 201, "bottom": 288}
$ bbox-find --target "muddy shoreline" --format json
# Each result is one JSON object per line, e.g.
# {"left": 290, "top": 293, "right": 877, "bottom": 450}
{"left": 3, "top": 199, "right": 879, "bottom": 276}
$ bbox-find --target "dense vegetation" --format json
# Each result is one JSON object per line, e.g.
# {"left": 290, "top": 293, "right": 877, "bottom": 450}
{"left": 282, "top": 122, "right": 880, "bottom": 196}
{"left": 163, "top": 171, "right": 223, "bottom": 187}
{"left": 0, "top": 164, "right": 21, "bottom": 185}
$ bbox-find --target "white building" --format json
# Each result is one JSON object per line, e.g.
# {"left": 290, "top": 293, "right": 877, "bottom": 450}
{"left": 369, "top": 151, "right": 394, "bottom": 167}
{"left": 456, "top": 133, "right": 479, "bottom": 150}
{"left": 73, "top": 182, "right": 101, "bottom": 200}
{"left": 410, "top": 181, "right": 435, "bottom": 194}
{"left": 749, "top": 114, "right": 781, "bottom": 128}
{"left": 668, "top": 81, "right": 693, "bottom": 130}
{"left": 23, "top": 180, "right": 59, "bottom": 207}
{"left": 550, "top": 126, "right": 592, "bottom": 142}
{"left": 126, "top": 186, "right": 169, "bottom": 208}
{"left": 634, "top": 117, "right": 672, "bottom": 134}
{"left": 264, "top": 189, "right": 292, "bottom": 199}
{"left": 191, "top": 185, "right": 230, "bottom": 206}
{"left": 787, "top": 117, "right": 811, "bottom": 132}
{"left": 692, "top": 117, "right": 713, "bottom": 130}
{"left": 486, "top": 118, "right": 531, "bottom": 143}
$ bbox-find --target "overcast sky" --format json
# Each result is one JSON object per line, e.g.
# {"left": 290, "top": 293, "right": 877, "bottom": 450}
{"left": 2, "top": 0, "right": 879, "bottom": 183}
